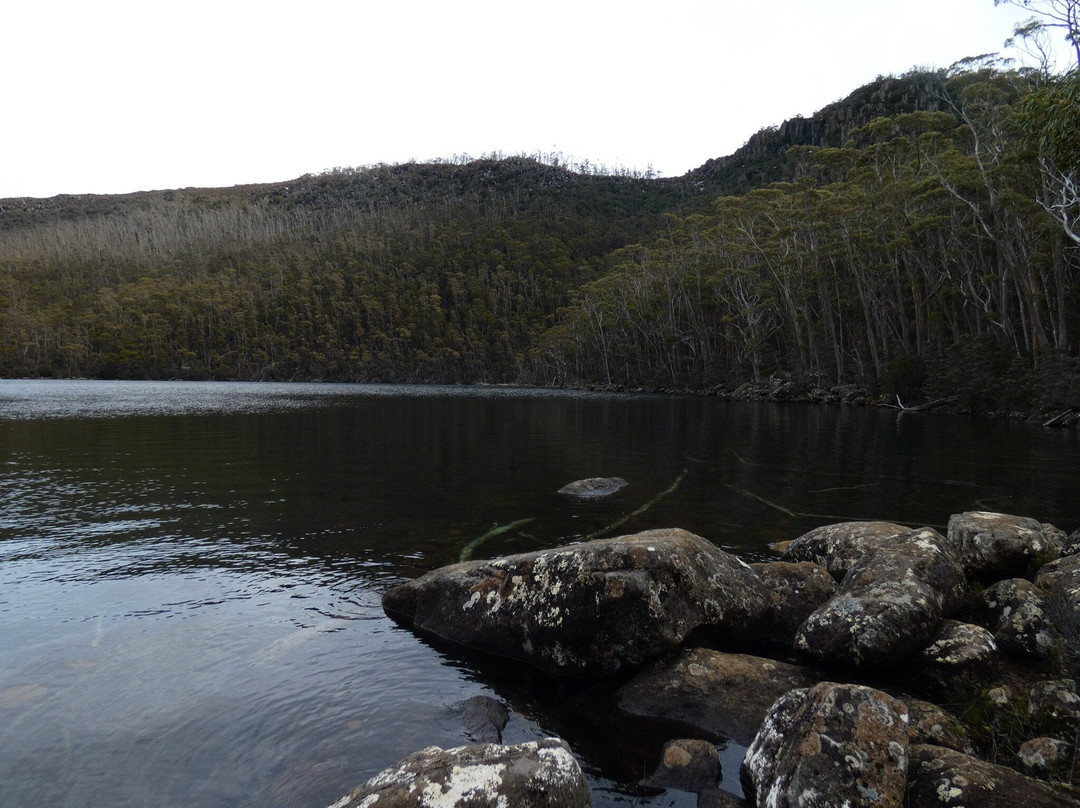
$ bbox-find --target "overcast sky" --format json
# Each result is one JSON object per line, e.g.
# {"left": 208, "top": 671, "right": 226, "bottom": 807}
{"left": 1, "top": 0, "right": 1049, "bottom": 199}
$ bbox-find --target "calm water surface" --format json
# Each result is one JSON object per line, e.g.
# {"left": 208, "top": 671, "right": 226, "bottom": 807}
{"left": 1, "top": 380, "right": 1077, "bottom": 807}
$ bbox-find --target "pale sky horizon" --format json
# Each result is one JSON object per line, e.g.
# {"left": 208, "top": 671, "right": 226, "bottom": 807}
{"left": 1, "top": 0, "right": 1061, "bottom": 199}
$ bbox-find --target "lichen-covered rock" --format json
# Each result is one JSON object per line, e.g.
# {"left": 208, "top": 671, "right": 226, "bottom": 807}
{"left": 383, "top": 529, "right": 770, "bottom": 676}
{"left": 618, "top": 648, "right": 819, "bottom": 745}
{"left": 1017, "top": 736, "right": 1074, "bottom": 780}
{"left": 750, "top": 561, "right": 837, "bottom": 647}
{"left": 327, "top": 738, "right": 592, "bottom": 808}
{"left": 556, "top": 477, "right": 627, "bottom": 498}
{"left": 780, "top": 521, "right": 910, "bottom": 581}
{"left": 906, "top": 699, "right": 975, "bottom": 755}
{"left": 794, "top": 527, "right": 966, "bottom": 668}
{"left": 642, "top": 738, "right": 721, "bottom": 793}
{"left": 1035, "top": 553, "right": 1080, "bottom": 665}
{"left": 946, "top": 511, "right": 1065, "bottom": 581}
{"left": 1063, "top": 529, "right": 1080, "bottom": 557}
{"left": 906, "top": 743, "right": 1080, "bottom": 807}
{"left": 912, "top": 620, "right": 998, "bottom": 701}
{"left": 1028, "top": 678, "right": 1080, "bottom": 737}
{"left": 981, "top": 578, "right": 1064, "bottom": 667}
{"left": 740, "top": 682, "right": 909, "bottom": 808}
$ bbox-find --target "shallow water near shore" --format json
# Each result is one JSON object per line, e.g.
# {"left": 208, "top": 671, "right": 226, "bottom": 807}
{"left": 1, "top": 379, "right": 1077, "bottom": 807}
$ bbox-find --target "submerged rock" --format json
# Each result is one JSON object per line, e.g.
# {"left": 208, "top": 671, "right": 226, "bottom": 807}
{"left": 618, "top": 647, "right": 818, "bottom": 745}
{"left": 642, "top": 738, "right": 721, "bottom": 793}
{"left": 383, "top": 528, "right": 770, "bottom": 676}
{"left": 946, "top": 511, "right": 1065, "bottom": 581}
{"left": 795, "top": 527, "right": 965, "bottom": 668}
{"left": 327, "top": 738, "right": 591, "bottom": 808}
{"left": 453, "top": 695, "right": 510, "bottom": 744}
{"left": 556, "top": 477, "right": 627, "bottom": 498}
{"left": 750, "top": 561, "right": 836, "bottom": 647}
{"left": 740, "top": 682, "right": 909, "bottom": 808}
{"left": 906, "top": 743, "right": 1080, "bottom": 807}
{"left": 780, "top": 520, "right": 911, "bottom": 581}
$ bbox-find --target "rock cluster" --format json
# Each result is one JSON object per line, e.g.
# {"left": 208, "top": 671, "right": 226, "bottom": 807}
{"left": 328, "top": 510, "right": 1079, "bottom": 808}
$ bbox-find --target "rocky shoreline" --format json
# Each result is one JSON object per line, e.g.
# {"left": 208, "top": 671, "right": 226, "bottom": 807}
{"left": 332, "top": 511, "right": 1080, "bottom": 807}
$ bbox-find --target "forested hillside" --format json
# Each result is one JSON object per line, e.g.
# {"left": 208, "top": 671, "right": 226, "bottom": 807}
{"left": 2, "top": 64, "right": 1078, "bottom": 415}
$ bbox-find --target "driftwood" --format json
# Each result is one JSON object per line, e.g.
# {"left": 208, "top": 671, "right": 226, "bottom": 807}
{"left": 885, "top": 394, "right": 958, "bottom": 412}
{"left": 1043, "top": 409, "right": 1075, "bottom": 427}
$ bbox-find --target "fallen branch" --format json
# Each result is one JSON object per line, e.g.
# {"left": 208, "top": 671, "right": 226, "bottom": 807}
{"left": 460, "top": 518, "right": 536, "bottom": 562}
{"left": 884, "top": 394, "right": 958, "bottom": 412}
{"left": 1043, "top": 409, "right": 1075, "bottom": 427}
{"left": 581, "top": 468, "right": 689, "bottom": 542}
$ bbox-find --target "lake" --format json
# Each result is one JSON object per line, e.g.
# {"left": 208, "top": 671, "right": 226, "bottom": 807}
{"left": 1, "top": 380, "right": 1077, "bottom": 807}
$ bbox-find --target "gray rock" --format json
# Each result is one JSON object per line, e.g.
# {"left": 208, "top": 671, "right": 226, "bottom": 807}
{"left": 946, "top": 511, "right": 1065, "bottom": 581}
{"left": 906, "top": 743, "right": 1080, "bottom": 807}
{"left": 1018, "top": 736, "right": 1074, "bottom": 779}
{"left": 454, "top": 696, "right": 509, "bottom": 744}
{"left": 327, "top": 738, "right": 591, "bottom": 808}
{"left": 740, "top": 682, "right": 909, "bottom": 808}
{"left": 780, "top": 521, "right": 910, "bottom": 581}
{"left": 750, "top": 561, "right": 837, "bottom": 647}
{"left": 1028, "top": 678, "right": 1080, "bottom": 737}
{"left": 913, "top": 620, "right": 998, "bottom": 701}
{"left": 642, "top": 738, "right": 721, "bottom": 793}
{"left": 981, "top": 578, "right": 1062, "bottom": 663}
{"left": 618, "top": 648, "right": 819, "bottom": 745}
{"left": 556, "top": 477, "right": 627, "bottom": 498}
{"left": 1063, "top": 529, "right": 1080, "bottom": 557}
{"left": 697, "top": 789, "right": 746, "bottom": 807}
{"left": 383, "top": 529, "right": 770, "bottom": 677}
{"left": 1035, "top": 553, "right": 1080, "bottom": 667}
{"left": 794, "top": 527, "right": 966, "bottom": 668}
{"left": 906, "top": 698, "right": 975, "bottom": 755}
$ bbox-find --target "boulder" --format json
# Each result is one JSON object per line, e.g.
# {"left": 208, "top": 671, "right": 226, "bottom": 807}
{"left": 556, "top": 477, "right": 627, "bottom": 498}
{"left": 642, "top": 738, "right": 721, "bottom": 793}
{"left": 946, "top": 511, "right": 1065, "bottom": 581}
{"left": 1028, "top": 678, "right": 1080, "bottom": 737}
{"left": 618, "top": 648, "right": 819, "bottom": 745}
{"left": 981, "top": 578, "right": 1062, "bottom": 663}
{"left": 906, "top": 743, "right": 1080, "bottom": 807}
{"left": 1063, "top": 529, "right": 1080, "bottom": 557}
{"left": 383, "top": 529, "right": 770, "bottom": 676}
{"left": 780, "top": 521, "right": 910, "bottom": 581}
{"left": 906, "top": 698, "right": 975, "bottom": 755}
{"left": 794, "top": 527, "right": 966, "bottom": 668}
{"left": 750, "top": 561, "right": 836, "bottom": 647}
{"left": 1017, "top": 736, "right": 1074, "bottom": 779}
{"left": 912, "top": 620, "right": 998, "bottom": 701}
{"left": 740, "top": 682, "right": 909, "bottom": 808}
{"left": 327, "top": 738, "right": 592, "bottom": 808}
{"left": 1035, "top": 553, "right": 1080, "bottom": 662}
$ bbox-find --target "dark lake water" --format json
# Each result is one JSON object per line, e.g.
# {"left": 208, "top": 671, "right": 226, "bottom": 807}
{"left": 2, "top": 380, "right": 1077, "bottom": 807}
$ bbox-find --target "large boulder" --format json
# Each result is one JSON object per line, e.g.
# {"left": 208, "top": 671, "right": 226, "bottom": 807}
{"left": 906, "top": 743, "right": 1080, "bottom": 807}
{"left": 618, "top": 648, "right": 819, "bottom": 745}
{"left": 740, "top": 682, "right": 909, "bottom": 808}
{"left": 795, "top": 527, "right": 966, "bottom": 668}
{"left": 780, "top": 521, "right": 911, "bottom": 581}
{"left": 946, "top": 511, "right": 1065, "bottom": 581}
{"left": 327, "top": 738, "right": 591, "bottom": 808}
{"left": 750, "top": 561, "right": 837, "bottom": 647}
{"left": 383, "top": 529, "right": 770, "bottom": 676}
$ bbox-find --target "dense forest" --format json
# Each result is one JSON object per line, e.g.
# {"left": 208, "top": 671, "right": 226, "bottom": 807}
{"left": 2, "top": 53, "right": 1079, "bottom": 415}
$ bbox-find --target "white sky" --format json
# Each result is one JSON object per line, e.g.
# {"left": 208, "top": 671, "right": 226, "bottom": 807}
{"left": 0, "top": 0, "right": 1050, "bottom": 199}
